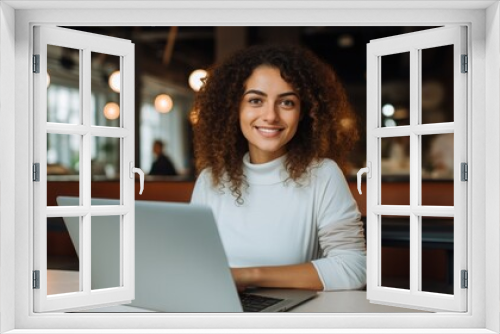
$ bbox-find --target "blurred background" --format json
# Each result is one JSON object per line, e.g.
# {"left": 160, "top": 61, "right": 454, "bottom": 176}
{"left": 46, "top": 26, "right": 455, "bottom": 298}
{"left": 46, "top": 26, "right": 454, "bottom": 181}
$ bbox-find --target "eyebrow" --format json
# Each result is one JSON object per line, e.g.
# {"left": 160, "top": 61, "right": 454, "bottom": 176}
{"left": 243, "top": 89, "right": 299, "bottom": 98}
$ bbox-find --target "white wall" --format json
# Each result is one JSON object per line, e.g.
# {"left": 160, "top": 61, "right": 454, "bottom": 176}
{"left": 3, "top": 3, "right": 499, "bottom": 332}
{"left": 0, "top": 2, "right": 16, "bottom": 333}
{"left": 485, "top": 2, "right": 500, "bottom": 333}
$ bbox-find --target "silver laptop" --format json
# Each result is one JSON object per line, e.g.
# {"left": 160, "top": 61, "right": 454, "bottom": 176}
{"left": 57, "top": 196, "right": 316, "bottom": 312}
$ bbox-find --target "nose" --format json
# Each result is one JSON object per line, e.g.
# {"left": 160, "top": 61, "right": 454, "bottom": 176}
{"left": 262, "top": 103, "right": 279, "bottom": 123}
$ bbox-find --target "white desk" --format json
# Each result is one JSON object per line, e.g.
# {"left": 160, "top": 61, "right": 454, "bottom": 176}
{"left": 47, "top": 269, "right": 425, "bottom": 313}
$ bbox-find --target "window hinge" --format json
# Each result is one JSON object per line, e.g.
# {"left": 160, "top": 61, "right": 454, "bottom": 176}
{"left": 33, "top": 54, "right": 40, "bottom": 73}
{"left": 33, "top": 270, "right": 40, "bottom": 289}
{"left": 461, "top": 270, "right": 468, "bottom": 289}
{"left": 461, "top": 54, "right": 468, "bottom": 73}
{"left": 33, "top": 163, "right": 40, "bottom": 182}
{"left": 461, "top": 162, "right": 468, "bottom": 181}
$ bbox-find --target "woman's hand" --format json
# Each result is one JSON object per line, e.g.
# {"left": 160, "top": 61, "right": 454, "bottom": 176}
{"left": 230, "top": 263, "right": 324, "bottom": 291}
{"left": 231, "top": 267, "right": 259, "bottom": 292}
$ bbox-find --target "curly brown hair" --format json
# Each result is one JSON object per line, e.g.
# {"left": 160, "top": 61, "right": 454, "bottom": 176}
{"left": 193, "top": 44, "right": 359, "bottom": 203}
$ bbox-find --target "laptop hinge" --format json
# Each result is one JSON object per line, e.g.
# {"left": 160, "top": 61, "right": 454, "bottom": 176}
{"left": 33, "top": 270, "right": 40, "bottom": 289}
{"left": 461, "top": 270, "right": 468, "bottom": 289}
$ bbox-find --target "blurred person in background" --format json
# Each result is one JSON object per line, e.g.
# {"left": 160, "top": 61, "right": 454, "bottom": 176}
{"left": 150, "top": 140, "right": 177, "bottom": 176}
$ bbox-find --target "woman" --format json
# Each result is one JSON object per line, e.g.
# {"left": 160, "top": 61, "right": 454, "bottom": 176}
{"left": 190, "top": 45, "right": 366, "bottom": 292}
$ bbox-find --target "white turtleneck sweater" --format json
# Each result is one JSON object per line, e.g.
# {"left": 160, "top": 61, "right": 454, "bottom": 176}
{"left": 190, "top": 153, "right": 366, "bottom": 291}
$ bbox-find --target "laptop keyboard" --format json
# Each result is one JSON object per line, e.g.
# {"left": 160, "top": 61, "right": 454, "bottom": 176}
{"left": 239, "top": 293, "right": 284, "bottom": 312}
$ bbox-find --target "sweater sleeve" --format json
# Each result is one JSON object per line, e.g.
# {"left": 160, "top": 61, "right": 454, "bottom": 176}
{"left": 310, "top": 161, "right": 367, "bottom": 291}
{"left": 190, "top": 169, "right": 209, "bottom": 205}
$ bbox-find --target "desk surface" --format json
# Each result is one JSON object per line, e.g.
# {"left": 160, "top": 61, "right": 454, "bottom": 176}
{"left": 48, "top": 270, "right": 425, "bottom": 313}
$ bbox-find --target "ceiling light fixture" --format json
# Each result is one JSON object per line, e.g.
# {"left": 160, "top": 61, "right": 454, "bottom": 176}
{"left": 338, "top": 34, "right": 354, "bottom": 48}
{"left": 103, "top": 102, "right": 120, "bottom": 120}
{"left": 382, "top": 103, "right": 395, "bottom": 117}
{"left": 188, "top": 69, "right": 207, "bottom": 92}
{"left": 384, "top": 119, "right": 397, "bottom": 127}
{"left": 154, "top": 94, "right": 174, "bottom": 113}
{"left": 108, "top": 70, "right": 121, "bottom": 93}
{"left": 189, "top": 109, "right": 200, "bottom": 125}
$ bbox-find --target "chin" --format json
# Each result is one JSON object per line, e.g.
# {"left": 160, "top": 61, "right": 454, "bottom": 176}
{"left": 253, "top": 144, "right": 282, "bottom": 154}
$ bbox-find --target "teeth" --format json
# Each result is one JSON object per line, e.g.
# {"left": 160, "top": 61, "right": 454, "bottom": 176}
{"left": 258, "top": 127, "right": 281, "bottom": 133}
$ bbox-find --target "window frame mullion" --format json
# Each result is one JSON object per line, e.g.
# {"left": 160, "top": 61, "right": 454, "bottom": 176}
{"left": 409, "top": 47, "right": 419, "bottom": 295}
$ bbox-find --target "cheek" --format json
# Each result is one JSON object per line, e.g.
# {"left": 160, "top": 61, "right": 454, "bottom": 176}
{"left": 239, "top": 111, "right": 252, "bottom": 138}
{"left": 239, "top": 108, "right": 255, "bottom": 129}
{"left": 287, "top": 113, "right": 302, "bottom": 134}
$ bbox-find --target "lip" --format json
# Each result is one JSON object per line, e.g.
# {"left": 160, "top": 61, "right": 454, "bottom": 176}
{"left": 254, "top": 126, "right": 284, "bottom": 138}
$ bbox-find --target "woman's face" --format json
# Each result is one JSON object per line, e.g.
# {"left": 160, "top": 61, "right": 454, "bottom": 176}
{"left": 239, "top": 66, "right": 301, "bottom": 164}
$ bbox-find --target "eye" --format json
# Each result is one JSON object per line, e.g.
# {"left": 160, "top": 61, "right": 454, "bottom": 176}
{"left": 280, "top": 99, "right": 296, "bottom": 108}
{"left": 248, "top": 98, "right": 263, "bottom": 105}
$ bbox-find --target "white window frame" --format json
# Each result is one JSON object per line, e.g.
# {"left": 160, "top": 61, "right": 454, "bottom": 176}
{"left": 1, "top": 1, "right": 499, "bottom": 333}
{"left": 33, "top": 25, "right": 136, "bottom": 313}
{"left": 366, "top": 26, "right": 468, "bottom": 312}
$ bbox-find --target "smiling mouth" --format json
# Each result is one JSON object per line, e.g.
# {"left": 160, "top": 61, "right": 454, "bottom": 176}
{"left": 255, "top": 126, "right": 283, "bottom": 134}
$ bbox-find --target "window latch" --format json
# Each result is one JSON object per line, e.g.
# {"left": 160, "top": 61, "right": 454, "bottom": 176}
{"left": 357, "top": 162, "right": 371, "bottom": 195}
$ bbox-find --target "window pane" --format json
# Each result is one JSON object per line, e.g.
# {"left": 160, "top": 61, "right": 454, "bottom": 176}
{"left": 421, "top": 216, "right": 454, "bottom": 295}
{"left": 381, "top": 215, "right": 410, "bottom": 290}
{"left": 47, "top": 45, "right": 80, "bottom": 124}
{"left": 91, "top": 52, "right": 121, "bottom": 127}
{"left": 91, "top": 136, "right": 121, "bottom": 203}
{"left": 140, "top": 103, "right": 184, "bottom": 177}
{"left": 47, "top": 216, "right": 80, "bottom": 295}
{"left": 381, "top": 137, "right": 410, "bottom": 205}
{"left": 47, "top": 133, "right": 80, "bottom": 206}
{"left": 422, "top": 134, "right": 454, "bottom": 205}
{"left": 381, "top": 52, "right": 410, "bottom": 127}
{"left": 421, "top": 45, "right": 454, "bottom": 124}
{"left": 91, "top": 215, "right": 121, "bottom": 290}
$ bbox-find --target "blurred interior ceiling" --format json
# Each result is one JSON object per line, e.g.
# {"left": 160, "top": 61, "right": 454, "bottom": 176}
{"left": 66, "top": 26, "right": 436, "bottom": 89}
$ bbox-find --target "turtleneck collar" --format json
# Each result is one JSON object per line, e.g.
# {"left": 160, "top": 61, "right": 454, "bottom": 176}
{"left": 242, "top": 152, "right": 288, "bottom": 185}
